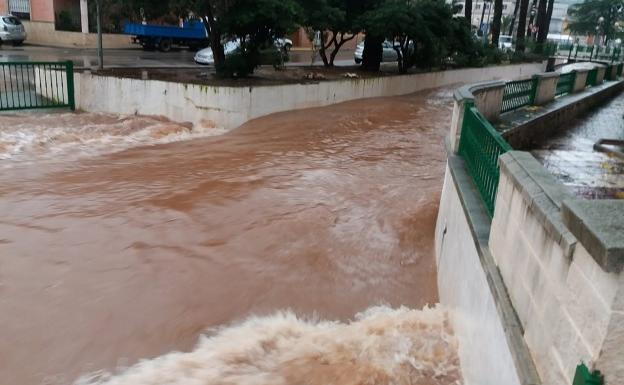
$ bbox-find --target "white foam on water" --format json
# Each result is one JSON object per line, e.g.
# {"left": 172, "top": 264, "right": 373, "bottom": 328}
{"left": 75, "top": 305, "right": 462, "bottom": 385}
{"left": 0, "top": 112, "right": 228, "bottom": 162}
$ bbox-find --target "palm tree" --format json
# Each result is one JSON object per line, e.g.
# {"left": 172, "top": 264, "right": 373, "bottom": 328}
{"left": 465, "top": 0, "right": 473, "bottom": 25}
{"left": 516, "top": 0, "right": 530, "bottom": 51}
{"left": 508, "top": 0, "right": 520, "bottom": 35}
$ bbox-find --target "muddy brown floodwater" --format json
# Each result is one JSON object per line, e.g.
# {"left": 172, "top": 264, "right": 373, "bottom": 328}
{"left": 0, "top": 88, "right": 457, "bottom": 385}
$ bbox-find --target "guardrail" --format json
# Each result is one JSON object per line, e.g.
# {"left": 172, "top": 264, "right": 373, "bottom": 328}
{"left": 501, "top": 78, "right": 537, "bottom": 113}
{"left": 458, "top": 102, "right": 512, "bottom": 216}
{"left": 562, "top": 44, "right": 623, "bottom": 62}
{"left": 586, "top": 68, "right": 598, "bottom": 87}
{"left": 556, "top": 72, "right": 576, "bottom": 97}
{"left": 0, "top": 61, "right": 75, "bottom": 112}
{"left": 453, "top": 62, "right": 622, "bottom": 217}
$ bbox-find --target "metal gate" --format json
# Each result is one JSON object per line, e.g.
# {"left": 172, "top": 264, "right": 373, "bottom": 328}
{"left": 0, "top": 61, "right": 75, "bottom": 111}
{"left": 8, "top": 0, "right": 30, "bottom": 14}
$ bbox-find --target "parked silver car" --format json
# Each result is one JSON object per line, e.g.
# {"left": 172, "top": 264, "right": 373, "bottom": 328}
{"left": 0, "top": 15, "right": 26, "bottom": 46}
{"left": 354, "top": 41, "right": 401, "bottom": 64}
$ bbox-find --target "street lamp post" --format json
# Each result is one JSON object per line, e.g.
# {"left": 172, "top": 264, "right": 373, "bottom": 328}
{"left": 529, "top": 6, "right": 537, "bottom": 40}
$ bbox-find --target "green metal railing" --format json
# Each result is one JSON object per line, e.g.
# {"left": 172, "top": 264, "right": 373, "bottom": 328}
{"left": 573, "top": 364, "right": 604, "bottom": 385}
{"left": 0, "top": 61, "right": 75, "bottom": 112}
{"left": 586, "top": 68, "right": 598, "bottom": 87}
{"left": 458, "top": 102, "right": 512, "bottom": 217}
{"left": 556, "top": 72, "right": 576, "bottom": 97}
{"left": 459, "top": 64, "right": 622, "bottom": 216}
{"left": 605, "top": 65, "right": 614, "bottom": 81}
{"left": 501, "top": 78, "right": 537, "bottom": 113}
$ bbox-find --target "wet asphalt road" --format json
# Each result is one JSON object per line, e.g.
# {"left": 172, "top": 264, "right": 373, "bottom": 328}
{"left": 0, "top": 44, "right": 356, "bottom": 68}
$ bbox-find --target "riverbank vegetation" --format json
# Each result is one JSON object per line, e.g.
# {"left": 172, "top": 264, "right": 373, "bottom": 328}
{"left": 97, "top": 0, "right": 564, "bottom": 77}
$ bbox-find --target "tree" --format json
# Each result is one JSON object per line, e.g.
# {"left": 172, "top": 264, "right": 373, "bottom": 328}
{"left": 502, "top": 14, "right": 513, "bottom": 33}
{"left": 491, "top": 0, "right": 504, "bottom": 46}
{"left": 298, "top": 0, "right": 361, "bottom": 67}
{"left": 218, "top": 0, "right": 302, "bottom": 75}
{"left": 357, "top": 0, "right": 385, "bottom": 71}
{"left": 508, "top": 0, "right": 520, "bottom": 35}
{"left": 543, "top": 0, "right": 556, "bottom": 42}
{"left": 359, "top": 0, "right": 454, "bottom": 73}
{"left": 167, "top": 0, "right": 230, "bottom": 69}
{"left": 515, "top": 0, "right": 530, "bottom": 51}
{"left": 568, "top": 0, "right": 624, "bottom": 44}
{"left": 465, "top": 0, "right": 473, "bottom": 25}
{"left": 534, "top": 0, "right": 549, "bottom": 49}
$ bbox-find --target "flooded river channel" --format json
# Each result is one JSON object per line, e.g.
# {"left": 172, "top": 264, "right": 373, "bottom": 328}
{"left": 0, "top": 88, "right": 460, "bottom": 385}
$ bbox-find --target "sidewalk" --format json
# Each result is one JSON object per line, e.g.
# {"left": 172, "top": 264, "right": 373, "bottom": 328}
{"left": 505, "top": 89, "right": 624, "bottom": 199}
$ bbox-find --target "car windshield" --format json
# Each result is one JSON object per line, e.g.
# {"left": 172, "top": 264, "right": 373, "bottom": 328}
{"left": 3, "top": 17, "right": 21, "bottom": 26}
{"left": 500, "top": 37, "right": 512, "bottom": 43}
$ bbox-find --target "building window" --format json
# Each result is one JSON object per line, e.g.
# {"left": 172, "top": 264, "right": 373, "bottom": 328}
{"left": 476, "top": 4, "right": 481, "bottom": 9}
{"left": 8, "top": 0, "right": 30, "bottom": 19}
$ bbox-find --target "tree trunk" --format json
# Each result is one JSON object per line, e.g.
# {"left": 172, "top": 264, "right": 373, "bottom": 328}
{"left": 535, "top": 0, "right": 549, "bottom": 47}
{"left": 361, "top": 35, "right": 383, "bottom": 71}
{"left": 329, "top": 33, "right": 355, "bottom": 66}
{"left": 508, "top": 0, "right": 520, "bottom": 36}
{"left": 515, "top": 0, "right": 530, "bottom": 52}
{"left": 491, "top": 0, "right": 503, "bottom": 47}
{"left": 318, "top": 32, "right": 332, "bottom": 67}
{"left": 203, "top": 6, "right": 225, "bottom": 69}
{"left": 465, "top": 0, "right": 473, "bottom": 25}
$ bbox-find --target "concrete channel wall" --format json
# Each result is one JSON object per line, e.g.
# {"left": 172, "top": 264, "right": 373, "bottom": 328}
{"left": 436, "top": 161, "right": 533, "bottom": 385}
{"left": 72, "top": 62, "right": 545, "bottom": 130}
{"left": 438, "top": 70, "right": 624, "bottom": 385}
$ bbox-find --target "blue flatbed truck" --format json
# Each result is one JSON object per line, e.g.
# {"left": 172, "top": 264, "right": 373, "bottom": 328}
{"left": 123, "top": 20, "right": 208, "bottom": 52}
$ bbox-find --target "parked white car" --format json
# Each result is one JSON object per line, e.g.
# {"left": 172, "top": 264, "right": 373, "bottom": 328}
{"left": 0, "top": 15, "right": 26, "bottom": 46}
{"left": 194, "top": 38, "right": 292, "bottom": 65}
{"left": 498, "top": 35, "right": 513, "bottom": 51}
{"left": 354, "top": 41, "right": 402, "bottom": 64}
{"left": 274, "top": 38, "right": 293, "bottom": 51}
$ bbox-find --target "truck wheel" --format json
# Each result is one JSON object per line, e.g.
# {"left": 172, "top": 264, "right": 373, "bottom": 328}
{"left": 12, "top": 40, "right": 23, "bottom": 47}
{"left": 158, "top": 38, "right": 172, "bottom": 52}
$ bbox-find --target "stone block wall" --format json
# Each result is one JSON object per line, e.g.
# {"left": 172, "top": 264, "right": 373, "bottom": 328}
{"left": 489, "top": 151, "right": 623, "bottom": 385}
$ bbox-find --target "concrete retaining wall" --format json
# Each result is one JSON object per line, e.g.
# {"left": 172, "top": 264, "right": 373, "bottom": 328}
{"left": 435, "top": 163, "right": 524, "bottom": 385}
{"left": 23, "top": 21, "right": 133, "bottom": 49}
{"left": 438, "top": 69, "right": 624, "bottom": 385}
{"left": 73, "top": 62, "right": 545, "bottom": 129}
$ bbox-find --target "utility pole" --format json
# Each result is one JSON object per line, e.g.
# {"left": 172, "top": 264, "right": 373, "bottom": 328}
{"left": 96, "top": 0, "right": 104, "bottom": 70}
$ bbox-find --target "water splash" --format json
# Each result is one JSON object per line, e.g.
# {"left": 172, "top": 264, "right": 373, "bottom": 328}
{"left": 0, "top": 112, "right": 226, "bottom": 162}
{"left": 76, "top": 306, "right": 462, "bottom": 385}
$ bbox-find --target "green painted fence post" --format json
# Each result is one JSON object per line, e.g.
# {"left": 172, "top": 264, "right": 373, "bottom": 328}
{"left": 572, "top": 364, "right": 603, "bottom": 385}
{"left": 530, "top": 76, "right": 539, "bottom": 105}
{"left": 65, "top": 60, "right": 76, "bottom": 111}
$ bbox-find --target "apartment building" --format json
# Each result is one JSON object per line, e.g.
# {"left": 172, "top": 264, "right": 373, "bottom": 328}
{"left": 0, "top": 0, "right": 130, "bottom": 47}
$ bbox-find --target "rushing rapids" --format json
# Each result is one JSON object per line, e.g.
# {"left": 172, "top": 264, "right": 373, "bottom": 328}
{"left": 0, "top": 88, "right": 458, "bottom": 385}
